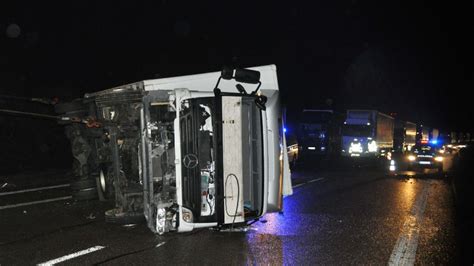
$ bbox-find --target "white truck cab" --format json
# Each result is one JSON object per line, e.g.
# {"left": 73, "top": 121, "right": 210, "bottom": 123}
{"left": 86, "top": 65, "right": 292, "bottom": 234}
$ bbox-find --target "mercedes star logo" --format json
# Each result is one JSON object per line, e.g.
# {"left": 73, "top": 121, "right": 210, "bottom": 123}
{"left": 183, "top": 154, "right": 199, "bottom": 169}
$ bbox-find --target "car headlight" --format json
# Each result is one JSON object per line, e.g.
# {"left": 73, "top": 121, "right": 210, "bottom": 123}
{"left": 407, "top": 155, "right": 416, "bottom": 161}
{"left": 435, "top": 156, "right": 443, "bottom": 162}
{"left": 182, "top": 207, "right": 193, "bottom": 223}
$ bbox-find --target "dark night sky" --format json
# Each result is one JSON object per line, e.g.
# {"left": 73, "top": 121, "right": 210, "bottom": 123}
{"left": 1, "top": 1, "right": 473, "bottom": 132}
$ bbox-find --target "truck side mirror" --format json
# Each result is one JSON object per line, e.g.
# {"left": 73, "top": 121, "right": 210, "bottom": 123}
{"left": 220, "top": 67, "right": 260, "bottom": 84}
{"left": 221, "top": 67, "right": 234, "bottom": 80}
{"left": 234, "top": 69, "right": 260, "bottom": 84}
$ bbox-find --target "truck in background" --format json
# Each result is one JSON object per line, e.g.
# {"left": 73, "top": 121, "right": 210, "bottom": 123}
{"left": 296, "top": 109, "right": 342, "bottom": 159}
{"left": 393, "top": 120, "right": 417, "bottom": 153}
{"left": 416, "top": 125, "right": 430, "bottom": 144}
{"left": 430, "top": 128, "right": 439, "bottom": 144}
{"left": 341, "top": 110, "right": 394, "bottom": 157}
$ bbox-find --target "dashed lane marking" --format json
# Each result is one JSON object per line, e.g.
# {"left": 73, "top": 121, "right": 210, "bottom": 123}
{"left": 155, "top": 242, "right": 166, "bottom": 248}
{"left": 0, "top": 196, "right": 72, "bottom": 210}
{"left": 292, "top": 183, "right": 305, "bottom": 188}
{"left": 37, "top": 245, "right": 105, "bottom": 266}
{"left": 308, "top": 177, "right": 325, "bottom": 183}
{"left": 388, "top": 181, "right": 431, "bottom": 266}
{"left": 0, "top": 184, "right": 70, "bottom": 196}
{"left": 292, "top": 177, "right": 325, "bottom": 189}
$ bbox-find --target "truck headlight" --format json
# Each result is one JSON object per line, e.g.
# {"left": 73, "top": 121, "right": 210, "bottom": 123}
{"left": 407, "top": 155, "right": 416, "bottom": 161}
{"left": 182, "top": 207, "right": 193, "bottom": 223}
{"left": 349, "top": 142, "right": 363, "bottom": 153}
{"left": 435, "top": 156, "right": 443, "bottom": 162}
{"left": 368, "top": 140, "right": 377, "bottom": 152}
{"left": 156, "top": 208, "right": 167, "bottom": 235}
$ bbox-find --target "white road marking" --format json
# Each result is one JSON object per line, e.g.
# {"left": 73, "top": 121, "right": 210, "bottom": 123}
{"left": 0, "top": 184, "right": 70, "bottom": 196}
{"left": 37, "top": 246, "right": 105, "bottom": 266}
{"left": 155, "top": 242, "right": 166, "bottom": 248}
{"left": 292, "top": 177, "right": 324, "bottom": 188}
{"left": 0, "top": 196, "right": 72, "bottom": 210}
{"left": 388, "top": 181, "right": 430, "bottom": 266}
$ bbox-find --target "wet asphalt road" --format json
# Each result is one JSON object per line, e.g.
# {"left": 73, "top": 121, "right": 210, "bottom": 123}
{"left": 0, "top": 159, "right": 460, "bottom": 265}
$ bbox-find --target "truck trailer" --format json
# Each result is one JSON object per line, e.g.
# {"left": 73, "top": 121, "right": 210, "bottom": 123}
{"left": 416, "top": 125, "right": 430, "bottom": 144}
{"left": 393, "top": 120, "right": 417, "bottom": 153}
{"left": 341, "top": 110, "right": 394, "bottom": 157}
{"left": 430, "top": 128, "right": 439, "bottom": 144}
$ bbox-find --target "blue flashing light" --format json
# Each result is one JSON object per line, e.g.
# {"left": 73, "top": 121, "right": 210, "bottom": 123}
{"left": 283, "top": 127, "right": 287, "bottom": 133}
{"left": 430, "top": 140, "right": 438, "bottom": 145}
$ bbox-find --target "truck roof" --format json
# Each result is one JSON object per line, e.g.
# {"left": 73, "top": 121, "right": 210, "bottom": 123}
{"left": 85, "top": 65, "right": 279, "bottom": 99}
{"left": 346, "top": 109, "right": 394, "bottom": 119}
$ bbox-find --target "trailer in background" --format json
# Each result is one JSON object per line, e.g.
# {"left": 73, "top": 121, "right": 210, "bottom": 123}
{"left": 430, "top": 128, "right": 439, "bottom": 144}
{"left": 341, "top": 110, "right": 394, "bottom": 157}
{"left": 416, "top": 125, "right": 430, "bottom": 144}
{"left": 393, "top": 120, "right": 417, "bottom": 153}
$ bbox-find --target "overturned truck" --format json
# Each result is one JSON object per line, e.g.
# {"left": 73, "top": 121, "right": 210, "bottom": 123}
{"left": 58, "top": 65, "right": 292, "bottom": 234}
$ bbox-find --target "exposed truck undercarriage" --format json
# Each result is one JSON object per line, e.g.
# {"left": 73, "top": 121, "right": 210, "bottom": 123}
{"left": 2, "top": 65, "right": 292, "bottom": 234}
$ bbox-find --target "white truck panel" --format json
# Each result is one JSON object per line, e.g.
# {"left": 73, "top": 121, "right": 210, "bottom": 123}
{"left": 222, "top": 97, "right": 245, "bottom": 224}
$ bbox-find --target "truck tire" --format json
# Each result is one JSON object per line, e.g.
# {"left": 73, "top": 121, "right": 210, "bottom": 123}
{"left": 104, "top": 209, "right": 145, "bottom": 225}
{"left": 71, "top": 178, "right": 96, "bottom": 191}
{"left": 73, "top": 187, "right": 98, "bottom": 201}
{"left": 71, "top": 178, "right": 98, "bottom": 200}
{"left": 54, "top": 101, "right": 85, "bottom": 114}
{"left": 95, "top": 170, "right": 114, "bottom": 201}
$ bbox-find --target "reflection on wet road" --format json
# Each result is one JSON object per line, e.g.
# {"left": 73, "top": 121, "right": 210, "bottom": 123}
{"left": 0, "top": 166, "right": 458, "bottom": 265}
{"left": 242, "top": 172, "right": 455, "bottom": 265}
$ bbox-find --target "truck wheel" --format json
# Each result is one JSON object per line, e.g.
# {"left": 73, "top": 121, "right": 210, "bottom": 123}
{"left": 71, "top": 178, "right": 96, "bottom": 191}
{"left": 104, "top": 208, "right": 145, "bottom": 224}
{"left": 73, "top": 187, "right": 98, "bottom": 201}
{"left": 71, "top": 178, "right": 98, "bottom": 200}
{"left": 95, "top": 169, "right": 114, "bottom": 201}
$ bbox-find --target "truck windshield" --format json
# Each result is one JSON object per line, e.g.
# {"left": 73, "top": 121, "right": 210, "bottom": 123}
{"left": 300, "top": 123, "right": 326, "bottom": 139}
{"left": 301, "top": 111, "right": 332, "bottom": 123}
{"left": 342, "top": 124, "right": 372, "bottom": 137}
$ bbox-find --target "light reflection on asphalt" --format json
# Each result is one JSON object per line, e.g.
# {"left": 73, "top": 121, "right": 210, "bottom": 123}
{"left": 245, "top": 194, "right": 330, "bottom": 264}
